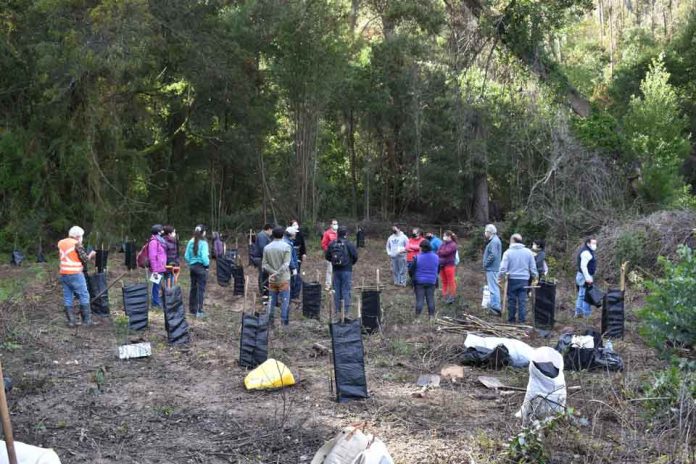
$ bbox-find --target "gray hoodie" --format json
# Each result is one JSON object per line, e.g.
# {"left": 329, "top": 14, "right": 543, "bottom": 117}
{"left": 499, "top": 243, "right": 538, "bottom": 281}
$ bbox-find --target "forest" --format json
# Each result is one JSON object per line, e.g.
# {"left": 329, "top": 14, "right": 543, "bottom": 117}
{"left": 1, "top": 0, "right": 694, "bottom": 242}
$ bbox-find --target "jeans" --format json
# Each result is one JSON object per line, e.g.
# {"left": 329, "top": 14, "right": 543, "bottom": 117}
{"left": 391, "top": 255, "right": 407, "bottom": 285}
{"left": 151, "top": 280, "right": 162, "bottom": 308}
{"left": 61, "top": 273, "right": 90, "bottom": 306}
{"left": 415, "top": 284, "right": 436, "bottom": 316}
{"left": 268, "top": 282, "right": 290, "bottom": 325}
{"left": 325, "top": 261, "right": 333, "bottom": 289}
{"left": 507, "top": 278, "right": 528, "bottom": 323}
{"left": 290, "top": 264, "right": 302, "bottom": 300}
{"left": 486, "top": 271, "right": 501, "bottom": 311}
{"left": 440, "top": 265, "right": 456, "bottom": 297}
{"left": 189, "top": 264, "right": 208, "bottom": 313}
{"left": 575, "top": 272, "right": 592, "bottom": 317}
{"left": 333, "top": 270, "right": 353, "bottom": 314}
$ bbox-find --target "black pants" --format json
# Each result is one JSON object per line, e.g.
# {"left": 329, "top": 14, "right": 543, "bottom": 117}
{"left": 415, "top": 284, "right": 436, "bottom": 316}
{"left": 257, "top": 265, "right": 269, "bottom": 298}
{"left": 189, "top": 264, "right": 208, "bottom": 314}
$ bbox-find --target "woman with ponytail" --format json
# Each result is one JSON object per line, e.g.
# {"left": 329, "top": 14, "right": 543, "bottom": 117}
{"left": 184, "top": 225, "right": 210, "bottom": 318}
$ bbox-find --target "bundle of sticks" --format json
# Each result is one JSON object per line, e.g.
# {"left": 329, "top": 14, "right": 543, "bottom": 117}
{"left": 436, "top": 314, "right": 531, "bottom": 338}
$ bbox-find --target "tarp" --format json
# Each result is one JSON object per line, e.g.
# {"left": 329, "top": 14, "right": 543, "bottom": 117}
{"left": 302, "top": 282, "right": 322, "bottom": 320}
{"left": 534, "top": 280, "right": 555, "bottom": 328}
{"left": 464, "top": 334, "right": 534, "bottom": 368}
{"left": 124, "top": 241, "right": 137, "bottom": 270}
{"left": 602, "top": 288, "right": 625, "bottom": 339}
{"left": 122, "top": 283, "right": 149, "bottom": 331}
{"left": 232, "top": 264, "right": 245, "bottom": 296}
{"left": 95, "top": 249, "right": 108, "bottom": 273}
{"left": 239, "top": 313, "right": 269, "bottom": 368}
{"left": 216, "top": 256, "right": 233, "bottom": 287}
{"left": 330, "top": 319, "right": 368, "bottom": 403}
{"left": 87, "top": 272, "right": 109, "bottom": 315}
{"left": 163, "top": 285, "right": 190, "bottom": 345}
{"left": 360, "top": 290, "right": 381, "bottom": 334}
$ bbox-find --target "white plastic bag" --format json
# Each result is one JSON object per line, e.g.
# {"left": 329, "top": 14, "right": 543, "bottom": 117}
{"left": 464, "top": 334, "right": 535, "bottom": 368}
{"left": 311, "top": 427, "right": 394, "bottom": 464}
{"left": 0, "top": 441, "right": 61, "bottom": 464}
{"left": 353, "top": 438, "right": 394, "bottom": 464}
{"left": 520, "top": 347, "right": 567, "bottom": 426}
{"left": 481, "top": 285, "right": 491, "bottom": 308}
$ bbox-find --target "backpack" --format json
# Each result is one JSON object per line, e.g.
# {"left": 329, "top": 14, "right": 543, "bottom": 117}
{"left": 136, "top": 239, "right": 154, "bottom": 269}
{"left": 329, "top": 240, "right": 350, "bottom": 267}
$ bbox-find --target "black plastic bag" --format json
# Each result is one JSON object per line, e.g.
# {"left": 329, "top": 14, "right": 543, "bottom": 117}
{"left": 555, "top": 330, "right": 623, "bottom": 372}
{"left": 10, "top": 250, "right": 24, "bottom": 266}
{"left": 122, "top": 283, "right": 149, "bottom": 331}
{"left": 592, "top": 350, "right": 624, "bottom": 372}
{"left": 87, "top": 272, "right": 110, "bottom": 315}
{"left": 584, "top": 285, "right": 604, "bottom": 307}
{"left": 124, "top": 242, "right": 137, "bottom": 270}
{"left": 163, "top": 286, "right": 190, "bottom": 345}
{"left": 216, "top": 256, "right": 233, "bottom": 287}
{"left": 95, "top": 250, "right": 108, "bottom": 273}
{"left": 330, "top": 319, "right": 368, "bottom": 403}
{"left": 602, "top": 289, "right": 625, "bottom": 339}
{"left": 361, "top": 290, "right": 381, "bottom": 334}
{"left": 302, "top": 282, "right": 322, "bottom": 320}
{"left": 534, "top": 280, "right": 555, "bottom": 328}
{"left": 232, "top": 264, "right": 245, "bottom": 296}
{"left": 239, "top": 313, "right": 269, "bottom": 368}
{"left": 457, "top": 345, "right": 511, "bottom": 369}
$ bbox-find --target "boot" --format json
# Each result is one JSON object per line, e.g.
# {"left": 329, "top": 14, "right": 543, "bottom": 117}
{"left": 80, "top": 304, "right": 98, "bottom": 326}
{"left": 64, "top": 306, "right": 76, "bottom": 327}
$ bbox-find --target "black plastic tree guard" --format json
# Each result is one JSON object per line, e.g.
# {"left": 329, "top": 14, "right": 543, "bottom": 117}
{"left": 232, "top": 264, "right": 245, "bottom": 296}
{"left": 330, "top": 319, "right": 368, "bottom": 403}
{"left": 87, "top": 272, "right": 110, "bottom": 315}
{"left": 602, "top": 289, "right": 625, "bottom": 339}
{"left": 163, "top": 286, "right": 190, "bottom": 345}
{"left": 216, "top": 256, "right": 233, "bottom": 287}
{"left": 534, "top": 280, "right": 556, "bottom": 329}
{"left": 239, "top": 313, "right": 269, "bottom": 369}
{"left": 361, "top": 290, "right": 381, "bottom": 334}
{"left": 124, "top": 242, "right": 137, "bottom": 270}
{"left": 122, "top": 283, "right": 149, "bottom": 331}
{"left": 356, "top": 229, "right": 365, "bottom": 248}
{"left": 302, "top": 282, "right": 322, "bottom": 320}
{"left": 95, "top": 250, "right": 108, "bottom": 273}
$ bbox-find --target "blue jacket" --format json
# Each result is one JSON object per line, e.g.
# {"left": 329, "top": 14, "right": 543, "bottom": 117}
{"left": 412, "top": 251, "right": 439, "bottom": 285}
{"left": 185, "top": 239, "right": 210, "bottom": 267}
{"left": 483, "top": 235, "right": 502, "bottom": 272}
{"left": 283, "top": 235, "right": 298, "bottom": 270}
{"left": 428, "top": 236, "right": 443, "bottom": 252}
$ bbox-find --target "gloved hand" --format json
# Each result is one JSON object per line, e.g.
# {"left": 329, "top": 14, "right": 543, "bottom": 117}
{"left": 292, "top": 269, "right": 298, "bottom": 276}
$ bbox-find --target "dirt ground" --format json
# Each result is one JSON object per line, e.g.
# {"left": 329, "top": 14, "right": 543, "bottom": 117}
{"left": 0, "top": 235, "right": 688, "bottom": 463}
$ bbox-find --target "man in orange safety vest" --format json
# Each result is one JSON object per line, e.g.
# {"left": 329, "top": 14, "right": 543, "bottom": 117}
{"left": 57, "top": 226, "right": 96, "bottom": 327}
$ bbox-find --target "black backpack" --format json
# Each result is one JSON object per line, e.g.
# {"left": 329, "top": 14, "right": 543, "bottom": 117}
{"left": 329, "top": 240, "right": 349, "bottom": 266}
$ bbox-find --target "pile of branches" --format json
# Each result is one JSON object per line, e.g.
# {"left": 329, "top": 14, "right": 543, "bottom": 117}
{"left": 436, "top": 314, "right": 531, "bottom": 338}
{"left": 596, "top": 209, "right": 696, "bottom": 282}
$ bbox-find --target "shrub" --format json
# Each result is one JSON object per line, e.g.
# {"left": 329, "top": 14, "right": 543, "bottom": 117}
{"left": 637, "top": 245, "right": 696, "bottom": 357}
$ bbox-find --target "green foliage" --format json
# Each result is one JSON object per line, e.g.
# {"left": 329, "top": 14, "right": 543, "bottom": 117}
{"left": 642, "top": 363, "right": 696, "bottom": 425}
{"left": 571, "top": 110, "right": 625, "bottom": 155}
{"left": 616, "top": 228, "right": 648, "bottom": 269}
{"left": 638, "top": 246, "right": 696, "bottom": 356}
{"left": 623, "top": 55, "right": 692, "bottom": 206}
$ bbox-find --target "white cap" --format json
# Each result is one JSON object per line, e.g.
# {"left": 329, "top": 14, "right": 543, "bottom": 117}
{"left": 68, "top": 226, "right": 84, "bottom": 238}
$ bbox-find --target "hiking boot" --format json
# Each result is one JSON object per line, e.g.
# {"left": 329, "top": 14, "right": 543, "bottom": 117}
{"left": 195, "top": 311, "right": 207, "bottom": 319}
{"left": 80, "top": 304, "right": 98, "bottom": 326}
{"left": 64, "top": 306, "right": 76, "bottom": 327}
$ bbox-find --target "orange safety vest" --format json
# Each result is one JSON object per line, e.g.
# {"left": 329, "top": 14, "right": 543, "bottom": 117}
{"left": 58, "top": 238, "right": 83, "bottom": 275}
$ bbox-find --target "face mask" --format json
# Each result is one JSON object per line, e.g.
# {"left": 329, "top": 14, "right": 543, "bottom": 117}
{"left": 392, "top": 229, "right": 398, "bottom": 234}
{"left": 292, "top": 223, "right": 299, "bottom": 229}
{"left": 532, "top": 244, "right": 538, "bottom": 251}
{"left": 443, "top": 236, "right": 450, "bottom": 242}
{"left": 412, "top": 233, "right": 418, "bottom": 238}
{"left": 332, "top": 224, "right": 338, "bottom": 231}
{"left": 589, "top": 243, "right": 597, "bottom": 251}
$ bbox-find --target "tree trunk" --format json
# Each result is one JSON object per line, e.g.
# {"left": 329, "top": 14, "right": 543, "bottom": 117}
{"left": 346, "top": 109, "right": 359, "bottom": 218}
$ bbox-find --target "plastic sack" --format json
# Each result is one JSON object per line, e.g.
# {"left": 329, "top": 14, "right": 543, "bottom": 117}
{"left": 520, "top": 347, "right": 566, "bottom": 426}
{"left": 464, "top": 334, "right": 534, "bottom": 368}
{"left": 244, "top": 359, "right": 295, "bottom": 390}
{"left": 584, "top": 285, "right": 604, "bottom": 307}
{"left": 457, "top": 345, "right": 511, "bottom": 369}
{"left": 481, "top": 285, "right": 491, "bottom": 308}
{"left": 0, "top": 440, "right": 61, "bottom": 464}
{"left": 311, "top": 427, "right": 394, "bottom": 464}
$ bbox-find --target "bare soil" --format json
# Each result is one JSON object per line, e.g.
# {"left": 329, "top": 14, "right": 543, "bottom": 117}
{"left": 0, "top": 237, "right": 686, "bottom": 463}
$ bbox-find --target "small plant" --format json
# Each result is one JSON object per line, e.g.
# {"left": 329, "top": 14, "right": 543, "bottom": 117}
{"left": 505, "top": 409, "right": 576, "bottom": 463}
{"left": 113, "top": 314, "right": 129, "bottom": 345}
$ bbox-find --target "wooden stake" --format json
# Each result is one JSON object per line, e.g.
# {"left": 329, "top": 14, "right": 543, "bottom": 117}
{"left": 243, "top": 276, "right": 249, "bottom": 314}
{"left": 501, "top": 276, "right": 509, "bottom": 316}
{"left": 376, "top": 269, "right": 380, "bottom": 289}
{"left": 620, "top": 261, "right": 629, "bottom": 292}
{"left": 341, "top": 299, "right": 345, "bottom": 324}
{"left": 0, "top": 361, "right": 18, "bottom": 464}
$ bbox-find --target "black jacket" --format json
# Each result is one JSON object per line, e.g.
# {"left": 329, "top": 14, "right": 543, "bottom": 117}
{"left": 295, "top": 230, "right": 307, "bottom": 260}
{"left": 324, "top": 238, "right": 358, "bottom": 272}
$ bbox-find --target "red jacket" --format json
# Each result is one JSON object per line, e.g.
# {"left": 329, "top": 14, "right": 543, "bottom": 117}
{"left": 406, "top": 237, "right": 424, "bottom": 262}
{"left": 321, "top": 228, "right": 338, "bottom": 251}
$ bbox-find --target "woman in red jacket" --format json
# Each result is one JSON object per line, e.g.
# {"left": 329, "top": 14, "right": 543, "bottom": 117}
{"left": 437, "top": 231, "right": 458, "bottom": 304}
{"left": 406, "top": 228, "right": 425, "bottom": 263}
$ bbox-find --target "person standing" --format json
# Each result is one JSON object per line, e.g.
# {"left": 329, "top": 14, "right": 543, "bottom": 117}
{"left": 58, "top": 226, "right": 96, "bottom": 327}
{"left": 184, "top": 225, "right": 210, "bottom": 318}
{"left": 212, "top": 232, "right": 225, "bottom": 259}
{"left": 575, "top": 237, "right": 597, "bottom": 318}
{"left": 147, "top": 224, "right": 167, "bottom": 310}
{"left": 289, "top": 219, "right": 307, "bottom": 263}
{"left": 437, "top": 231, "right": 459, "bottom": 304}
{"left": 321, "top": 219, "right": 339, "bottom": 290}
{"left": 163, "top": 225, "right": 180, "bottom": 288}
{"left": 262, "top": 227, "right": 292, "bottom": 325}
{"left": 425, "top": 232, "right": 443, "bottom": 253}
{"left": 499, "top": 234, "right": 538, "bottom": 323}
{"left": 284, "top": 226, "right": 301, "bottom": 301}
{"left": 325, "top": 226, "right": 358, "bottom": 314}
{"left": 410, "top": 240, "right": 439, "bottom": 319}
{"left": 532, "top": 239, "right": 548, "bottom": 278}
{"left": 250, "top": 224, "right": 273, "bottom": 298}
{"left": 483, "top": 224, "right": 503, "bottom": 315}
{"left": 406, "top": 228, "right": 425, "bottom": 264}
{"left": 386, "top": 225, "right": 408, "bottom": 286}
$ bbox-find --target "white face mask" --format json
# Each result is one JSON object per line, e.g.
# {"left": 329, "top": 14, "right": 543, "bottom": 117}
{"left": 589, "top": 243, "right": 597, "bottom": 251}
{"left": 532, "top": 244, "right": 538, "bottom": 251}
{"left": 332, "top": 224, "right": 338, "bottom": 231}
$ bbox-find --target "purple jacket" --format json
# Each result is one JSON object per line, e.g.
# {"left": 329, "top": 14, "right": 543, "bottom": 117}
{"left": 148, "top": 235, "right": 167, "bottom": 273}
{"left": 164, "top": 235, "right": 179, "bottom": 266}
{"left": 437, "top": 240, "right": 458, "bottom": 267}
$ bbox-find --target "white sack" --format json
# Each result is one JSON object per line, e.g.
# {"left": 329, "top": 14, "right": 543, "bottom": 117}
{"left": 464, "top": 334, "right": 535, "bottom": 368}
{"left": 0, "top": 441, "right": 61, "bottom": 464}
{"left": 520, "top": 347, "right": 567, "bottom": 426}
